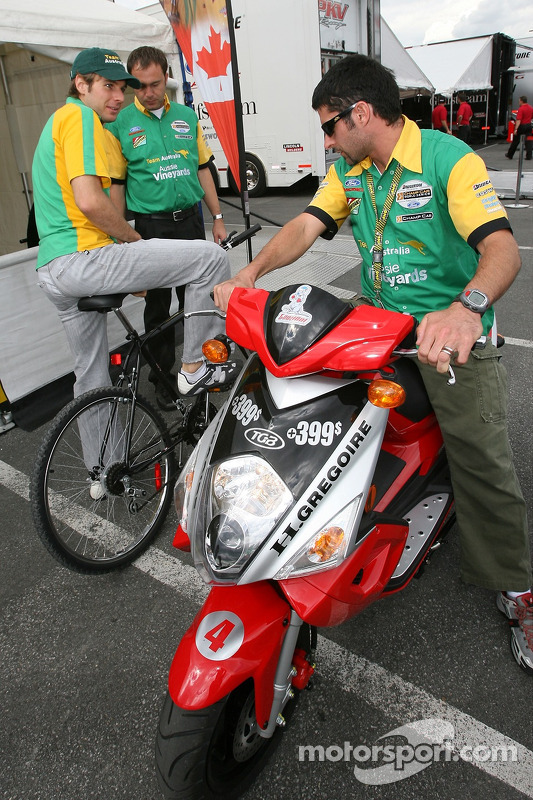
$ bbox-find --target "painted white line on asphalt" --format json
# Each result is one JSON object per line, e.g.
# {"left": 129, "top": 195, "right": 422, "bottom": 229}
{"left": 318, "top": 638, "right": 533, "bottom": 796}
{"left": 505, "top": 336, "right": 533, "bottom": 348}
{"left": 2, "top": 457, "right": 533, "bottom": 796}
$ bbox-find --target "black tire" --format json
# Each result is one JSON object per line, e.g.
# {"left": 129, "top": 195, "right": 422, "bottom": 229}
{"left": 155, "top": 680, "right": 291, "bottom": 800}
{"left": 30, "top": 387, "right": 176, "bottom": 573}
{"left": 228, "top": 153, "right": 267, "bottom": 198}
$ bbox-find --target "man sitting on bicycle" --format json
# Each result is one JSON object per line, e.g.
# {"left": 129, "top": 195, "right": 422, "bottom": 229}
{"left": 32, "top": 48, "right": 239, "bottom": 400}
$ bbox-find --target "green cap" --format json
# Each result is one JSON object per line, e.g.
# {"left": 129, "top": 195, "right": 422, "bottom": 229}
{"left": 70, "top": 48, "right": 141, "bottom": 88}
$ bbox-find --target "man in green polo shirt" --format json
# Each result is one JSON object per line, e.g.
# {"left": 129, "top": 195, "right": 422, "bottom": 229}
{"left": 213, "top": 54, "right": 533, "bottom": 676}
{"left": 106, "top": 46, "right": 226, "bottom": 410}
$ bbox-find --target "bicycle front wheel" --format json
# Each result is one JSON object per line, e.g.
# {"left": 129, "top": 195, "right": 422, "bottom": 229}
{"left": 31, "top": 387, "right": 176, "bottom": 572}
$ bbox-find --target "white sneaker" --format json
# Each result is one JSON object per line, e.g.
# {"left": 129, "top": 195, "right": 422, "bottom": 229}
{"left": 496, "top": 591, "right": 533, "bottom": 675}
{"left": 178, "top": 360, "right": 241, "bottom": 396}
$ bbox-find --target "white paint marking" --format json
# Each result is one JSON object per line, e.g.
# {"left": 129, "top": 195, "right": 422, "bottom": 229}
{"left": 505, "top": 336, "right": 533, "bottom": 349}
{"left": 2, "top": 457, "right": 533, "bottom": 796}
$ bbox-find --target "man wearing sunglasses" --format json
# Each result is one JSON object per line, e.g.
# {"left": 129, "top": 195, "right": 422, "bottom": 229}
{"left": 214, "top": 54, "right": 532, "bottom": 676}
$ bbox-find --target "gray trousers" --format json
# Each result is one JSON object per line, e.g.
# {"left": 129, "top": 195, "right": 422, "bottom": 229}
{"left": 415, "top": 342, "right": 531, "bottom": 592}
{"left": 37, "top": 238, "right": 230, "bottom": 398}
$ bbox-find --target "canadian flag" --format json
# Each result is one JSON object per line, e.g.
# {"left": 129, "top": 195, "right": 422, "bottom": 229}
{"left": 161, "top": 0, "right": 241, "bottom": 190}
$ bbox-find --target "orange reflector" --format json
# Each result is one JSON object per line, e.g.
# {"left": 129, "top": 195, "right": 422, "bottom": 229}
{"left": 367, "top": 379, "right": 406, "bottom": 408}
{"left": 308, "top": 527, "right": 344, "bottom": 562}
{"left": 154, "top": 462, "right": 162, "bottom": 492}
{"left": 365, "top": 484, "right": 377, "bottom": 513}
{"left": 202, "top": 339, "right": 229, "bottom": 363}
{"left": 110, "top": 353, "right": 122, "bottom": 365}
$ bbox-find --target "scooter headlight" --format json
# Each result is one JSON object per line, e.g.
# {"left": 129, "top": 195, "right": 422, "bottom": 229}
{"left": 204, "top": 456, "right": 293, "bottom": 577}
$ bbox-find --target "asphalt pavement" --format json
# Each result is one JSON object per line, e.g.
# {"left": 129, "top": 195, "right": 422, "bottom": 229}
{"left": 0, "top": 139, "right": 532, "bottom": 800}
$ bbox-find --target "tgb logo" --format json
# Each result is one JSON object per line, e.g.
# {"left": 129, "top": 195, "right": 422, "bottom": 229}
{"left": 244, "top": 428, "right": 285, "bottom": 450}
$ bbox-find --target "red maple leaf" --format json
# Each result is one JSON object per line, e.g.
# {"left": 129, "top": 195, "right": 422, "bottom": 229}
{"left": 195, "top": 27, "right": 231, "bottom": 79}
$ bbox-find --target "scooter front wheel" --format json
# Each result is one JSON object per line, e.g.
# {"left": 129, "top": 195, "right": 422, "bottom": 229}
{"left": 155, "top": 680, "right": 290, "bottom": 800}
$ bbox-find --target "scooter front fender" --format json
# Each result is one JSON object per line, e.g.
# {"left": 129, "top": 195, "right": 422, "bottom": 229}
{"left": 168, "top": 582, "right": 292, "bottom": 730}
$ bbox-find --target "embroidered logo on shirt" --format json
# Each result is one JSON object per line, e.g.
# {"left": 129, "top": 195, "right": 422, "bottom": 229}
{"left": 349, "top": 197, "right": 362, "bottom": 215}
{"left": 397, "top": 239, "right": 427, "bottom": 255}
{"left": 395, "top": 212, "right": 434, "bottom": 223}
{"left": 171, "top": 120, "right": 191, "bottom": 133}
{"left": 129, "top": 126, "right": 144, "bottom": 135}
{"left": 396, "top": 180, "right": 433, "bottom": 209}
{"left": 345, "top": 178, "right": 362, "bottom": 188}
{"left": 132, "top": 135, "right": 147, "bottom": 148}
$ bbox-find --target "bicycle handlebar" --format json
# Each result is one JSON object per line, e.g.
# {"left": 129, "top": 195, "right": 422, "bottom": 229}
{"left": 220, "top": 223, "right": 262, "bottom": 250}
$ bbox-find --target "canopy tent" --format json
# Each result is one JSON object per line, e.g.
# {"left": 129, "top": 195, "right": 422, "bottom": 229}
{"left": 381, "top": 17, "right": 434, "bottom": 98}
{"left": 406, "top": 35, "right": 493, "bottom": 97}
{"left": 0, "top": 0, "right": 179, "bottom": 65}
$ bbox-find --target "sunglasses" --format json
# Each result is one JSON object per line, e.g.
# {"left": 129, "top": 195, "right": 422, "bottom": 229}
{"left": 321, "top": 102, "right": 358, "bottom": 137}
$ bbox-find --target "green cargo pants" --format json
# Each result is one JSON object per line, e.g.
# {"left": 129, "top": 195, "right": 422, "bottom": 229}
{"left": 414, "top": 341, "right": 531, "bottom": 591}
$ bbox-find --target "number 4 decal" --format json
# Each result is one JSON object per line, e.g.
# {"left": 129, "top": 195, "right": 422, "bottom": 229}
{"left": 204, "top": 619, "right": 235, "bottom": 652}
{"left": 195, "top": 611, "right": 245, "bottom": 661}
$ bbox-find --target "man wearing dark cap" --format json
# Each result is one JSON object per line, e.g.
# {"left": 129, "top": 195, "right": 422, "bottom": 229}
{"left": 32, "top": 48, "right": 238, "bottom": 418}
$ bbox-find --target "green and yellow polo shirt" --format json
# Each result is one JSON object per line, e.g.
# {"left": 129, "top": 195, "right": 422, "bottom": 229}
{"left": 105, "top": 95, "right": 212, "bottom": 214}
{"left": 306, "top": 117, "right": 510, "bottom": 333}
{"left": 32, "top": 98, "right": 114, "bottom": 268}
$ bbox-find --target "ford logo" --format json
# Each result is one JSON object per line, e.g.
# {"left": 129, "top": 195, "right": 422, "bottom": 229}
{"left": 244, "top": 428, "right": 285, "bottom": 450}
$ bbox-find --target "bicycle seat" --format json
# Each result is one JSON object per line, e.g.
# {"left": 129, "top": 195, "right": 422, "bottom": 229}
{"left": 78, "top": 294, "right": 128, "bottom": 313}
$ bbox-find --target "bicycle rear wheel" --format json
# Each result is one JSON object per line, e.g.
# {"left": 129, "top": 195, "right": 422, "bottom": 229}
{"left": 31, "top": 387, "right": 177, "bottom": 572}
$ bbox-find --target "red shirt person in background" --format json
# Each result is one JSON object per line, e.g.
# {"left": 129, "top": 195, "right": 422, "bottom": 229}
{"left": 432, "top": 99, "right": 451, "bottom": 134}
{"left": 456, "top": 93, "right": 473, "bottom": 143}
{"left": 506, "top": 95, "right": 533, "bottom": 160}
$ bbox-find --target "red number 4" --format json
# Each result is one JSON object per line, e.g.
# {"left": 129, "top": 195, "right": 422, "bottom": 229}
{"left": 204, "top": 619, "right": 236, "bottom": 652}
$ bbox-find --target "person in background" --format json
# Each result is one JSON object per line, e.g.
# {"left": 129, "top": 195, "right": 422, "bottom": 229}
{"left": 214, "top": 54, "right": 533, "bottom": 677}
{"left": 456, "top": 93, "right": 473, "bottom": 143}
{"left": 506, "top": 95, "right": 533, "bottom": 161}
{"left": 106, "top": 46, "right": 226, "bottom": 411}
{"left": 431, "top": 98, "right": 450, "bottom": 134}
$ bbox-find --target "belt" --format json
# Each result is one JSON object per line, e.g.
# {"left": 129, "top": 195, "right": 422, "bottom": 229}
{"left": 134, "top": 206, "right": 197, "bottom": 222}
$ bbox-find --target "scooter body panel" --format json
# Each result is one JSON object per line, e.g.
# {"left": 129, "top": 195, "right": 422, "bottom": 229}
{"left": 168, "top": 582, "right": 291, "bottom": 727}
{"left": 279, "top": 520, "right": 409, "bottom": 626}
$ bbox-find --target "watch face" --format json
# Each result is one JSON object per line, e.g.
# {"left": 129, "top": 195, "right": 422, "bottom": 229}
{"left": 465, "top": 289, "right": 487, "bottom": 307}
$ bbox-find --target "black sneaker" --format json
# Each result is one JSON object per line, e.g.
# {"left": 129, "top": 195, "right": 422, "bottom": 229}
{"left": 178, "top": 361, "right": 242, "bottom": 396}
{"left": 155, "top": 378, "right": 177, "bottom": 412}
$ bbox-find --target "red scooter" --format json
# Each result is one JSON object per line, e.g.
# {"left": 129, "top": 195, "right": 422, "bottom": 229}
{"left": 155, "top": 283, "right": 455, "bottom": 799}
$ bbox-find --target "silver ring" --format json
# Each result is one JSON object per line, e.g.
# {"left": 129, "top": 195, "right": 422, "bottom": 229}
{"left": 441, "top": 345, "right": 455, "bottom": 356}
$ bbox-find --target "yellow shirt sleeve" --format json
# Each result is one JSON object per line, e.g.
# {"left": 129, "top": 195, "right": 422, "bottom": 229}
{"left": 446, "top": 152, "right": 508, "bottom": 241}
{"left": 307, "top": 164, "right": 352, "bottom": 231}
{"left": 103, "top": 128, "right": 127, "bottom": 182}
{"left": 196, "top": 122, "right": 214, "bottom": 167}
{"left": 59, "top": 104, "right": 112, "bottom": 189}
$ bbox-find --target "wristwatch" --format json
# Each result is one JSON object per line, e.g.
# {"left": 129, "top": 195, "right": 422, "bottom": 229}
{"left": 212, "top": 213, "right": 224, "bottom": 221}
{"left": 453, "top": 288, "right": 491, "bottom": 315}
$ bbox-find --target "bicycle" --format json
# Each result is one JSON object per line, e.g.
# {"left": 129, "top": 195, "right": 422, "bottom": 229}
{"left": 30, "top": 225, "right": 260, "bottom": 574}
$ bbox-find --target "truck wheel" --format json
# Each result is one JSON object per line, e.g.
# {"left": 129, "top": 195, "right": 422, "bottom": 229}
{"left": 228, "top": 153, "right": 267, "bottom": 197}
{"left": 155, "top": 680, "right": 291, "bottom": 800}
